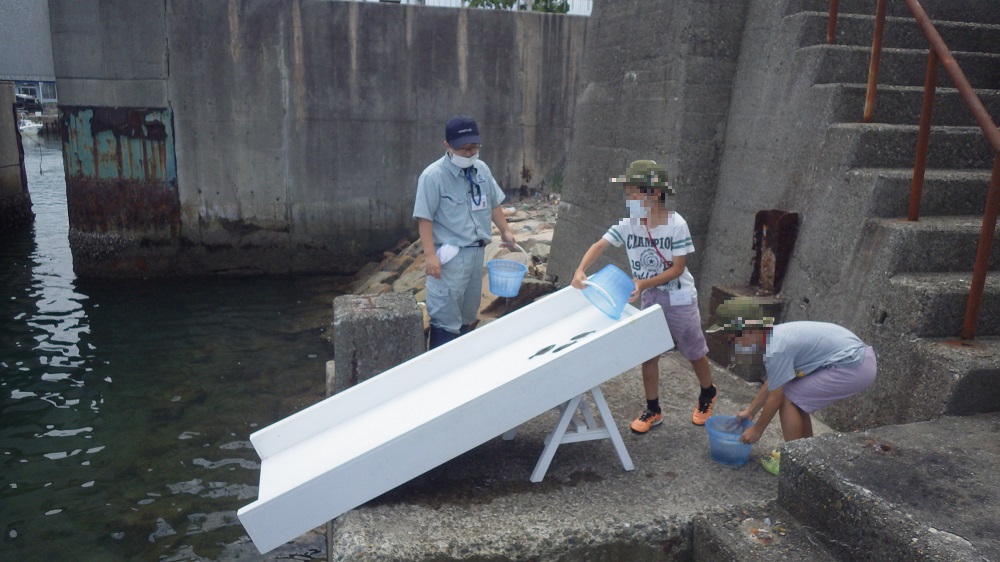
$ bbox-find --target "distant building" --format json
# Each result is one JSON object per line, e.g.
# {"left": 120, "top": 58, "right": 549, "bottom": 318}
{"left": 0, "top": 0, "right": 57, "bottom": 105}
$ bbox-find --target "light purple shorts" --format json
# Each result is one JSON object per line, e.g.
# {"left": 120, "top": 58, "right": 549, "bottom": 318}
{"left": 640, "top": 289, "right": 709, "bottom": 361}
{"left": 782, "top": 346, "right": 877, "bottom": 413}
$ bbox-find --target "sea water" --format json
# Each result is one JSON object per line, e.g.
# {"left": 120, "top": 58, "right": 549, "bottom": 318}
{"left": 1, "top": 134, "right": 337, "bottom": 560}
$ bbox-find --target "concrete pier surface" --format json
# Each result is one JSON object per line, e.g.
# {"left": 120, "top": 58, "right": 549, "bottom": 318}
{"left": 239, "top": 330, "right": 998, "bottom": 561}
{"left": 324, "top": 352, "right": 814, "bottom": 561}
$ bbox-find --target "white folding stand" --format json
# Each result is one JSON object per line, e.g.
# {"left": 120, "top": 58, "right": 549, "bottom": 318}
{"left": 503, "top": 386, "right": 632, "bottom": 482}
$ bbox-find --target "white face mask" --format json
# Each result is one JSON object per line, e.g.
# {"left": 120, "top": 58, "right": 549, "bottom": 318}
{"left": 626, "top": 199, "right": 648, "bottom": 220}
{"left": 449, "top": 151, "right": 479, "bottom": 169}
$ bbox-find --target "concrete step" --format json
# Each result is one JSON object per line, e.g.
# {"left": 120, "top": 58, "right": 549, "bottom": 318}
{"left": 827, "top": 122, "right": 996, "bottom": 170}
{"left": 854, "top": 168, "right": 994, "bottom": 217}
{"left": 821, "top": 334, "right": 1000, "bottom": 429}
{"left": 821, "top": 83, "right": 1000, "bottom": 127}
{"left": 778, "top": 414, "right": 1000, "bottom": 561}
{"left": 787, "top": 0, "right": 1000, "bottom": 25}
{"left": 692, "top": 501, "right": 839, "bottom": 562}
{"left": 887, "top": 272, "right": 1000, "bottom": 338}
{"left": 866, "top": 216, "right": 1000, "bottom": 274}
{"left": 806, "top": 44, "right": 1000, "bottom": 90}
{"left": 918, "top": 336, "right": 1000, "bottom": 416}
{"left": 793, "top": 12, "right": 1000, "bottom": 54}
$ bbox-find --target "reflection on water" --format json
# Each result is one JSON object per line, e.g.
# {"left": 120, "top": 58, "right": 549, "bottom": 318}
{"left": 1, "top": 135, "right": 336, "bottom": 560}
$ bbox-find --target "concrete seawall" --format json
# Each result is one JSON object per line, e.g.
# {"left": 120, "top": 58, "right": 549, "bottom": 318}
{"left": 48, "top": 0, "right": 586, "bottom": 277}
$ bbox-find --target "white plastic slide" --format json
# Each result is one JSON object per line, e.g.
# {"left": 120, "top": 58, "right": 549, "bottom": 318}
{"left": 238, "top": 286, "right": 673, "bottom": 554}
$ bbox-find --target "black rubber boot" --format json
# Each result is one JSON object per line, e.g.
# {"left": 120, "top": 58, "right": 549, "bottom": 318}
{"left": 428, "top": 326, "right": 459, "bottom": 349}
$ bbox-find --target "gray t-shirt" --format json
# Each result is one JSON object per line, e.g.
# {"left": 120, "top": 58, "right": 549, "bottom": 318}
{"left": 764, "top": 322, "right": 867, "bottom": 390}
{"left": 413, "top": 155, "right": 505, "bottom": 247}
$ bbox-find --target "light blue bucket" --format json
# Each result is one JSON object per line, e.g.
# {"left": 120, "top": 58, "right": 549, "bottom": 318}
{"left": 705, "top": 415, "right": 754, "bottom": 466}
{"left": 582, "top": 264, "right": 634, "bottom": 320}
{"left": 487, "top": 259, "right": 528, "bottom": 297}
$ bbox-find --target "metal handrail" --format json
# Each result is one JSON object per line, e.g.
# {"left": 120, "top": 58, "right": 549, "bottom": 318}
{"left": 830, "top": 0, "right": 1000, "bottom": 339}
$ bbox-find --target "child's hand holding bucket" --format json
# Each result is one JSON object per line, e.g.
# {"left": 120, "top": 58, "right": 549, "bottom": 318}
{"left": 739, "top": 424, "right": 764, "bottom": 444}
{"left": 628, "top": 278, "right": 647, "bottom": 303}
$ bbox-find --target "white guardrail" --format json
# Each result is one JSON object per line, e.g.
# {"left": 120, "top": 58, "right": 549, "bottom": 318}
{"left": 352, "top": 0, "right": 593, "bottom": 16}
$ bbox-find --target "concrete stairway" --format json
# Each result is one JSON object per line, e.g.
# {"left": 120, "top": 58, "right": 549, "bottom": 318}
{"left": 696, "top": 3, "right": 1000, "bottom": 560}
{"left": 787, "top": 0, "right": 1000, "bottom": 429}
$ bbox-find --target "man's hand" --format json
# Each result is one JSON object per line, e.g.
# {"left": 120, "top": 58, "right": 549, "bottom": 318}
{"left": 571, "top": 269, "right": 588, "bottom": 290}
{"left": 424, "top": 253, "right": 442, "bottom": 279}
{"left": 500, "top": 230, "right": 517, "bottom": 250}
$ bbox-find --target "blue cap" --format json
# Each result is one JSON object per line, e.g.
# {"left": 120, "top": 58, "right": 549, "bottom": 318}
{"left": 445, "top": 116, "right": 481, "bottom": 147}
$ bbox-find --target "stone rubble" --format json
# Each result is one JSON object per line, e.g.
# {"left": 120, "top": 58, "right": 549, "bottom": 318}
{"left": 348, "top": 194, "right": 561, "bottom": 331}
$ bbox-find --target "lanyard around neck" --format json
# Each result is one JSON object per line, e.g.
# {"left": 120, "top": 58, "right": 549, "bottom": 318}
{"left": 645, "top": 225, "right": 672, "bottom": 267}
{"left": 464, "top": 167, "right": 482, "bottom": 207}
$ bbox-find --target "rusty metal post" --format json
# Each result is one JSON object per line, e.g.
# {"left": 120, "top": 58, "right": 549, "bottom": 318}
{"left": 908, "top": 49, "right": 938, "bottom": 222}
{"left": 863, "top": 0, "right": 888, "bottom": 123}
{"left": 961, "top": 154, "right": 1000, "bottom": 340}
{"left": 827, "top": 0, "right": 840, "bottom": 44}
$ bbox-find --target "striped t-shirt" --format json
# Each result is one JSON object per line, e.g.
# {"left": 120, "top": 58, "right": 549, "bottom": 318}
{"left": 602, "top": 212, "right": 697, "bottom": 302}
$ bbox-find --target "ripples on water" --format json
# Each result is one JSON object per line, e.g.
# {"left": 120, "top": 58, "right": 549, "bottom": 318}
{"left": 1, "top": 135, "right": 338, "bottom": 560}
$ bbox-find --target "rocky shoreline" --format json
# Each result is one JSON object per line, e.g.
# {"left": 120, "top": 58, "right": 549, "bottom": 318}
{"left": 347, "top": 194, "right": 562, "bottom": 330}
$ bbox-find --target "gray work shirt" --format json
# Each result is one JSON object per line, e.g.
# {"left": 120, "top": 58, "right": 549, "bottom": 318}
{"left": 413, "top": 154, "right": 505, "bottom": 247}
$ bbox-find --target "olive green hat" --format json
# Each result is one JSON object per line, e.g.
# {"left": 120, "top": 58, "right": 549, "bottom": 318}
{"left": 610, "top": 160, "right": 675, "bottom": 195}
{"left": 705, "top": 296, "right": 775, "bottom": 334}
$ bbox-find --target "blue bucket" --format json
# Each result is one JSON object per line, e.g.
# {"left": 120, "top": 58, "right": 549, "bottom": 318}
{"left": 705, "top": 415, "right": 754, "bottom": 466}
{"left": 486, "top": 259, "right": 528, "bottom": 297}
{"left": 581, "top": 264, "right": 634, "bottom": 320}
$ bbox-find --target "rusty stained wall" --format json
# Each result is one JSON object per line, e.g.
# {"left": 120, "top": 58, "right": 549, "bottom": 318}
{"left": 61, "top": 107, "right": 179, "bottom": 240}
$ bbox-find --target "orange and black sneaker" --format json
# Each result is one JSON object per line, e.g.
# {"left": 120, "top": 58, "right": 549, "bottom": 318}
{"left": 630, "top": 409, "right": 663, "bottom": 434}
{"left": 691, "top": 385, "right": 717, "bottom": 426}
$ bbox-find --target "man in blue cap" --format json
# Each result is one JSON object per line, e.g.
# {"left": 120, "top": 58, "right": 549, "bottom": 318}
{"left": 413, "top": 116, "right": 517, "bottom": 349}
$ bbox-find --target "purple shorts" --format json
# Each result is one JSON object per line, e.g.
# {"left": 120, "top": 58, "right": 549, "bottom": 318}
{"left": 640, "top": 289, "right": 708, "bottom": 361}
{"left": 782, "top": 346, "right": 877, "bottom": 413}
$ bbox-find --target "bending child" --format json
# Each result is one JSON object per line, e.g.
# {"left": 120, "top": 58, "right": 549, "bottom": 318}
{"left": 571, "top": 160, "right": 717, "bottom": 433}
{"left": 707, "top": 296, "right": 877, "bottom": 475}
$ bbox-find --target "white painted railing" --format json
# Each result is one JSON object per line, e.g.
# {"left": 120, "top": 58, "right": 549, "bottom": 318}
{"left": 351, "top": 0, "right": 593, "bottom": 16}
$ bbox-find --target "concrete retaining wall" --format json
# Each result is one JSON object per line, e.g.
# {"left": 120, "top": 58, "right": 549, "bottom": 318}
{"left": 547, "top": 0, "right": 749, "bottom": 285}
{"left": 48, "top": 0, "right": 586, "bottom": 277}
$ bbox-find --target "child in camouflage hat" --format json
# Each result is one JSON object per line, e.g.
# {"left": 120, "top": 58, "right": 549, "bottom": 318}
{"left": 571, "top": 160, "right": 718, "bottom": 433}
{"left": 708, "top": 296, "right": 877, "bottom": 474}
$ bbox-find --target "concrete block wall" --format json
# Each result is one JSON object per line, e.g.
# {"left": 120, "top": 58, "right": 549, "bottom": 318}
{"left": 48, "top": 0, "right": 586, "bottom": 277}
{"left": 330, "top": 293, "right": 424, "bottom": 394}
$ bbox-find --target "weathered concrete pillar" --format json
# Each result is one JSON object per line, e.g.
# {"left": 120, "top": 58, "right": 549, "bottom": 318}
{"left": 325, "top": 292, "right": 424, "bottom": 559}
{"left": 329, "top": 293, "right": 425, "bottom": 395}
{"left": 0, "top": 82, "right": 33, "bottom": 232}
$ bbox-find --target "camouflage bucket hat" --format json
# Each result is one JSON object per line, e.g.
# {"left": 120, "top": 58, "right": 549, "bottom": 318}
{"left": 610, "top": 160, "right": 675, "bottom": 195}
{"left": 705, "top": 296, "right": 775, "bottom": 334}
